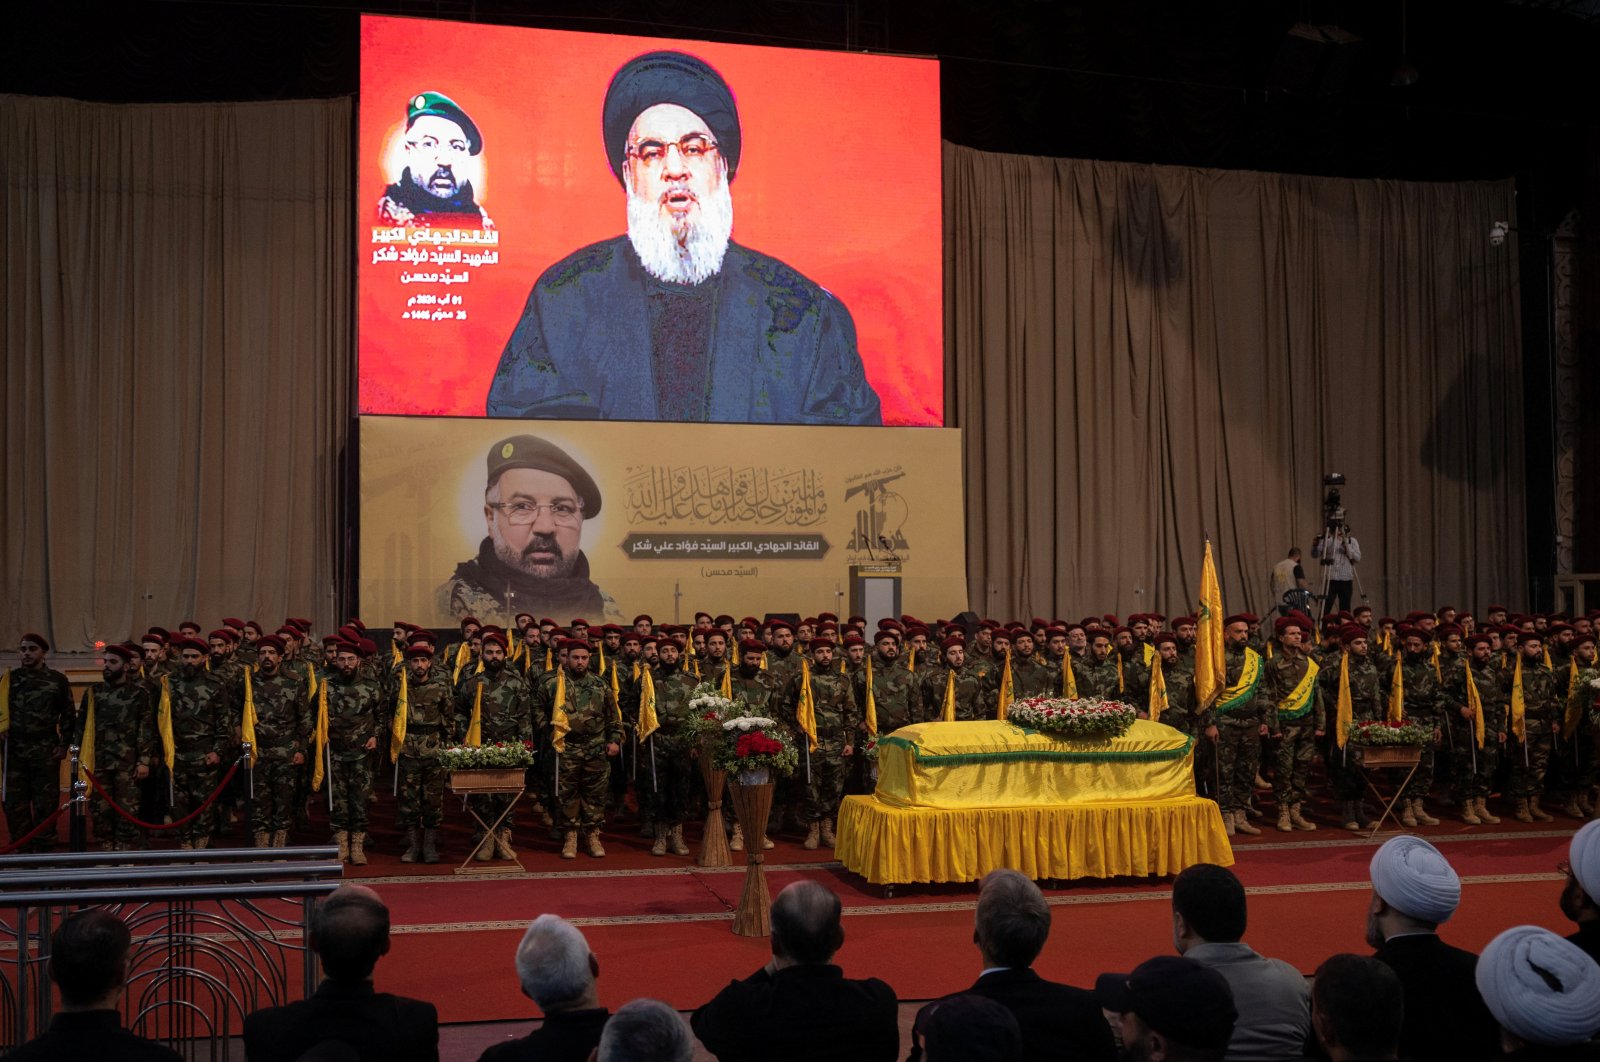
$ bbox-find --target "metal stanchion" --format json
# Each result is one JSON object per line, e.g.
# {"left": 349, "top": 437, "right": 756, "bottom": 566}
{"left": 68, "top": 746, "right": 87, "bottom": 852}
{"left": 242, "top": 741, "right": 255, "bottom": 844}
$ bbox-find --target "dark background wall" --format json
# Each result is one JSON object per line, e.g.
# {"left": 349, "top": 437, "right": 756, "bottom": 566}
{"left": 8, "top": 0, "right": 1597, "bottom": 600}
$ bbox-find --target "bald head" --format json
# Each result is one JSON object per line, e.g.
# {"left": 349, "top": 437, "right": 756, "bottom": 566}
{"left": 770, "top": 881, "right": 844, "bottom": 966}
{"left": 310, "top": 884, "right": 391, "bottom": 981}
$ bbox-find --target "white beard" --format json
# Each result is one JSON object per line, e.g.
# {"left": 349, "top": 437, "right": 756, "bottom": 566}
{"left": 626, "top": 170, "right": 734, "bottom": 286}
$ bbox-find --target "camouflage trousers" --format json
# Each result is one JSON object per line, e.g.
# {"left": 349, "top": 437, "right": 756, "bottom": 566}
{"left": 3, "top": 741, "right": 61, "bottom": 849}
{"left": 396, "top": 756, "right": 445, "bottom": 830}
{"left": 1445, "top": 719, "right": 1500, "bottom": 800}
{"left": 1215, "top": 717, "right": 1262, "bottom": 814}
{"left": 251, "top": 757, "right": 299, "bottom": 833}
{"left": 1507, "top": 722, "right": 1556, "bottom": 799}
{"left": 327, "top": 756, "right": 374, "bottom": 833}
{"left": 1400, "top": 721, "right": 1442, "bottom": 798}
{"left": 468, "top": 793, "right": 518, "bottom": 836}
{"left": 171, "top": 760, "right": 220, "bottom": 843}
{"left": 556, "top": 747, "right": 613, "bottom": 831}
{"left": 640, "top": 742, "right": 694, "bottom": 827}
{"left": 802, "top": 746, "right": 850, "bottom": 823}
{"left": 1272, "top": 724, "right": 1319, "bottom": 806}
{"left": 90, "top": 765, "right": 144, "bottom": 848}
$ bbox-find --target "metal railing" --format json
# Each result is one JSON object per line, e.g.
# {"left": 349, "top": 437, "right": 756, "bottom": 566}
{"left": 0, "top": 847, "right": 342, "bottom": 1060}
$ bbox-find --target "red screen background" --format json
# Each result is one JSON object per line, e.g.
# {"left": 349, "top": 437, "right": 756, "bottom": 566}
{"left": 357, "top": 15, "right": 943, "bottom": 426}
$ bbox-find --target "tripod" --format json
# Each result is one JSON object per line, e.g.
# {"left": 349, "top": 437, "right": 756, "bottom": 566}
{"left": 1315, "top": 525, "right": 1368, "bottom": 619}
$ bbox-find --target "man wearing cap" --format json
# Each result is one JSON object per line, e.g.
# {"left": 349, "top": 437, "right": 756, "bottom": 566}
{"left": 853, "top": 632, "right": 917, "bottom": 737}
{"left": 763, "top": 620, "right": 804, "bottom": 689}
{"left": 1263, "top": 615, "right": 1322, "bottom": 832}
{"left": 1321, "top": 625, "right": 1385, "bottom": 831}
{"left": 319, "top": 643, "right": 385, "bottom": 863}
{"left": 1213, "top": 617, "right": 1268, "bottom": 837}
{"left": 1001, "top": 631, "right": 1057, "bottom": 702}
{"left": 1, "top": 634, "right": 75, "bottom": 851}
{"left": 163, "top": 638, "right": 232, "bottom": 849}
{"left": 485, "top": 50, "right": 882, "bottom": 426}
{"left": 1366, "top": 835, "right": 1499, "bottom": 1061}
{"left": 393, "top": 641, "right": 455, "bottom": 865}
{"left": 377, "top": 91, "right": 493, "bottom": 229}
{"left": 1445, "top": 632, "right": 1509, "bottom": 825}
{"left": 245, "top": 635, "right": 311, "bottom": 849}
{"left": 1476, "top": 925, "right": 1600, "bottom": 1058}
{"left": 1384, "top": 628, "right": 1446, "bottom": 828}
{"left": 916, "top": 637, "right": 984, "bottom": 723}
{"left": 1095, "top": 955, "right": 1238, "bottom": 1062}
{"left": 439, "top": 434, "right": 618, "bottom": 624}
{"left": 785, "top": 639, "right": 860, "bottom": 850}
{"left": 1072, "top": 631, "right": 1123, "bottom": 700}
{"left": 642, "top": 637, "right": 697, "bottom": 856}
{"left": 1508, "top": 634, "right": 1565, "bottom": 823}
{"left": 452, "top": 630, "right": 533, "bottom": 861}
{"left": 75, "top": 645, "right": 155, "bottom": 851}
{"left": 535, "top": 639, "right": 622, "bottom": 859}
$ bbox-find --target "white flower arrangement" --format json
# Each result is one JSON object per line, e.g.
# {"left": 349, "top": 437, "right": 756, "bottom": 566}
{"left": 722, "top": 715, "right": 777, "bottom": 732}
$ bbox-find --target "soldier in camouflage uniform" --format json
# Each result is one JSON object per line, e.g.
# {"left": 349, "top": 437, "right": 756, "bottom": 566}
{"left": 456, "top": 630, "right": 533, "bottom": 861}
{"left": 853, "top": 632, "right": 917, "bottom": 734}
{"left": 1322, "top": 626, "right": 1384, "bottom": 831}
{"left": 1002, "top": 631, "right": 1058, "bottom": 701}
{"left": 1072, "top": 632, "right": 1124, "bottom": 700}
{"left": 1115, "top": 626, "right": 1152, "bottom": 705}
{"left": 320, "top": 642, "right": 384, "bottom": 862}
{"left": 394, "top": 641, "right": 455, "bottom": 864}
{"left": 1572, "top": 632, "right": 1600, "bottom": 811}
{"left": 246, "top": 635, "right": 310, "bottom": 848}
{"left": 728, "top": 639, "right": 786, "bottom": 849}
{"left": 1444, "top": 633, "right": 1508, "bottom": 825}
{"left": 1262, "top": 616, "right": 1322, "bottom": 832}
{"left": 1507, "top": 634, "right": 1565, "bottom": 822}
{"left": 699, "top": 630, "right": 732, "bottom": 692}
{"left": 535, "top": 639, "right": 622, "bottom": 859}
{"left": 645, "top": 639, "right": 699, "bottom": 856}
{"left": 164, "top": 638, "right": 232, "bottom": 849}
{"left": 2, "top": 634, "right": 73, "bottom": 852}
{"left": 1212, "top": 616, "right": 1268, "bottom": 837}
{"left": 1385, "top": 628, "right": 1446, "bottom": 827}
{"left": 76, "top": 643, "right": 154, "bottom": 850}
{"left": 785, "top": 639, "right": 860, "bottom": 849}
{"left": 764, "top": 620, "right": 805, "bottom": 692}
{"left": 916, "top": 637, "right": 985, "bottom": 722}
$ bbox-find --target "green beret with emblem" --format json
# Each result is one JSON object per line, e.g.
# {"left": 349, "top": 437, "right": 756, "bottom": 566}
{"left": 485, "top": 435, "right": 602, "bottom": 518}
{"left": 406, "top": 91, "right": 483, "bottom": 155}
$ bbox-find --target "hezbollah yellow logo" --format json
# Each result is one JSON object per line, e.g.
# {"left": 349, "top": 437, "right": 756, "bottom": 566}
{"left": 501, "top": 442, "right": 514, "bottom": 459}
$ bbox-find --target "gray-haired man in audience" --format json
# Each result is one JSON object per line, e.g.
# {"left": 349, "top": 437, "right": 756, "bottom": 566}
{"left": 597, "top": 999, "right": 693, "bottom": 1062}
{"left": 478, "top": 914, "right": 609, "bottom": 1062}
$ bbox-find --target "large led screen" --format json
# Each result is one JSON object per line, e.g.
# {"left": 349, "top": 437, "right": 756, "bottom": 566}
{"left": 359, "top": 15, "right": 943, "bottom": 426}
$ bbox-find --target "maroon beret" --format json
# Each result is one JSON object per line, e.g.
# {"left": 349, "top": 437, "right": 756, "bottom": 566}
{"left": 255, "top": 635, "right": 286, "bottom": 653}
{"left": 20, "top": 632, "right": 50, "bottom": 651}
{"left": 738, "top": 638, "right": 766, "bottom": 655}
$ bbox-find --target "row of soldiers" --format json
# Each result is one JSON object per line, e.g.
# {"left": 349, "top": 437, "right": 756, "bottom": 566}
{"left": 4, "top": 604, "right": 1598, "bottom": 858}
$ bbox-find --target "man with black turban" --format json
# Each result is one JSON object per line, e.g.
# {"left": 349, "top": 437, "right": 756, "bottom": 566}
{"left": 485, "top": 51, "right": 882, "bottom": 425}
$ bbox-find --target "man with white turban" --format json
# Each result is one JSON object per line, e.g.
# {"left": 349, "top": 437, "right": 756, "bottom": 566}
{"left": 1563, "top": 818, "right": 1600, "bottom": 965}
{"left": 1366, "top": 835, "right": 1499, "bottom": 1061}
{"left": 1476, "top": 925, "right": 1600, "bottom": 1057}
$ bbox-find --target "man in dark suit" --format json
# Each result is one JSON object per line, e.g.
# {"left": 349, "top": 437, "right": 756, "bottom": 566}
{"left": 911, "top": 869, "right": 1114, "bottom": 1062}
{"left": 479, "top": 914, "right": 609, "bottom": 1062}
{"left": 1366, "top": 835, "right": 1498, "bottom": 1062}
{"left": 691, "top": 880, "right": 898, "bottom": 1061}
{"left": 243, "top": 885, "right": 439, "bottom": 1062}
{"left": 8, "top": 910, "right": 182, "bottom": 1062}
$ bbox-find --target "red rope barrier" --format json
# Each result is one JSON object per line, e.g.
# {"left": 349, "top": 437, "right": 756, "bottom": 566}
{"left": 0, "top": 804, "right": 68, "bottom": 855}
{"left": 83, "top": 760, "right": 242, "bottom": 831}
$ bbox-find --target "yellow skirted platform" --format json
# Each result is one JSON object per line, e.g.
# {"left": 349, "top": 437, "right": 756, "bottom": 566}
{"left": 837, "top": 719, "right": 1232, "bottom": 885}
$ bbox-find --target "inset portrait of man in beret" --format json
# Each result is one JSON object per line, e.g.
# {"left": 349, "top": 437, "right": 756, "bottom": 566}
{"left": 378, "top": 91, "right": 494, "bottom": 229}
{"left": 485, "top": 51, "right": 882, "bottom": 426}
{"left": 437, "top": 434, "right": 618, "bottom": 622}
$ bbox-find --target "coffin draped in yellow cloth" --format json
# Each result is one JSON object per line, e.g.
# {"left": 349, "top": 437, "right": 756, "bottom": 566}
{"left": 837, "top": 719, "right": 1232, "bottom": 885}
{"left": 876, "top": 719, "right": 1196, "bottom": 808}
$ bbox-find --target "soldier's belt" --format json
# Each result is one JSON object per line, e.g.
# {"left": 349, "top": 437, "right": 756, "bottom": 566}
{"left": 408, "top": 725, "right": 443, "bottom": 735}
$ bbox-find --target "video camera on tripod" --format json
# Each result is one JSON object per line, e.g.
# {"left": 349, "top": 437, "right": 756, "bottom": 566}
{"left": 1321, "top": 472, "right": 1347, "bottom": 541}
{"left": 1310, "top": 472, "right": 1366, "bottom": 617}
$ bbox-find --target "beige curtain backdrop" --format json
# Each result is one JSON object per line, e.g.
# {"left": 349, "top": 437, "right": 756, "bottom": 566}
{"left": 1, "top": 95, "right": 351, "bottom": 651}
{"left": 946, "top": 143, "right": 1527, "bottom": 621}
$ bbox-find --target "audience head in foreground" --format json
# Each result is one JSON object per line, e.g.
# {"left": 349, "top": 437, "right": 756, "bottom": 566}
{"left": 52, "top": 908, "right": 134, "bottom": 1011}
{"left": 1366, "top": 834, "right": 1460, "bottom": 946}
{"left": 1096, "top": 956, "right": 1237, "bottom": 1062}
{"left": 1563, "top": 819, "right": 1600, "bottom": 963}
{"left": 1170, "top": 862, "right": 1247, "bottom": 951}
{"left": 1311, "top": 954, "right": 1403, "bottom": 1062}
{"left": 310, "top": 884, "right": 392, "bottom": 982}
{"left": 1475, "top": 925, "right": 1600, "bottom": 1055}
{"left": 595, "top": 999, "right": 692, "bottom": 1062}
{"left": 517, "top": 914, "right": 601, "bottom": 1011}
{"left": 974, "top": 868, "right": 1051, "bottom": 968}
{"left": 770, "top": 879, "right": 845, "bottom": 967}
{"left": 916, "top": 993, "right": 1023, "bottom": 1062}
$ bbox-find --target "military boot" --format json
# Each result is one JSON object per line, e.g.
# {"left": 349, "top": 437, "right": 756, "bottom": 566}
{"left": 1460, "top": 799, "right": 1483, "bottom": 825}
{"left": 585, "top": 830, "right": 606, "bottom": 858}
{"left": 272, "top": 829, "right": 289, "bottom": 848}
{"left": 333, "top": 830, "right": 350, "bottom": 862}
{"left": 1223, "top": 810, "right": 1237, "bottom": 837}
{"left": 729, "top": 824, "right": 745, "bottom": 851}
{"left": 561, "top": 830, "right": 578, "bottom": 859}
{"left": 651, "top": 825, "right": 669, "bottom": 857}
{"left": 1530, "top": 798, "right": 1554, "bottom": 822}
{"left": 1234, "top": 811, "right": 1261, "bottom": 836}
{"left": 1562, "top": 799, "right": 1587, "bottom": 820}
{"left": 1514, "top": 797, "right": 1534, "bottom": 823}
{"left": 195, "top": 835, "right": 210, "bottom": 849}
{"left": 1355, "top": 802, "right": 1378, "bottom": 829}
{"left": 803, "top": 822, "right": 821, "bottom": 850}
{"left": 421, "top": 828, "right": 440, "bottom": 864}
{"left": 1412, "top": 801, "right": 1439, "bottom": 826}
{"left": 1400, "top": 800, "right": 1419, "bottom": 828}
{"left": 495, "top": 829, "right": 515, "bottom": 860}
{"left": 348, "top": 832, "right": 368, "bottom": 866}
{"left": 400, "top": 829, "right": 421, "bottom": 862}
{"left": 254, "top": 830, "right": 271, "bottom": 848}
{"left": 668, "top": 825, "right": 690, "bottom": 856}
{"left": 1476, "top": 797, "right": 1501, "bottom": 824}
{"left": 820, "top": 818, "right": 837, "bottom": 847}
{"left": 472, "top": 833, "right": 494, "bottom": 862}
{"left": 1341, "top": 802, "right": 1361, "bottom": 832}
{"left": 1290, "top": 804, "right": 1317, "bottom": 831}
{"left": 1276, "top": 806, "right": 1294, "bottom": 832}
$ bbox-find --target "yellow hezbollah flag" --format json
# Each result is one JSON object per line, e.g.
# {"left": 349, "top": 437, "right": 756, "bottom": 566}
{"left": 1510, "top": 652, "right": 1527, "bottom": 743}
{"left": 0, "top": 669, "right": 10, "bottom": 734}
{"left": 796, "top": 659, "right": 819, "bottom": 752}
{"left": 78, "top": 688, "right": 96, "bottom": 781}
{"left": 637, "top": 667, "right": 659, "bottom": 742}
{"left": 158, "top": 675, "right": 176, "bottom": 768}
{"left": 311, "top": 681, "right": 330, "bottom": 790}
{"left": 1464, "top": 660, "right": 1485, "bottom": 749}
{"left": 465, "top": 680, "right": 484, "bottom": 747}
{"left": 1194, "top": 540, "right": 1227, "bottom": 707}
{"left": 940, "top": 668, "right": 957, "bottom": 722}
{"left": 1149, "top": 656, "right": 1168, "bottom": 721}
{"left": 1335, "top": 651, "right": 1354, "bottom": 749}
{"left": 390, "top": 669, "right": 409, "bottom": 760}
{"left": 1115, "top": 654, "right": 1125, "bottom": 694}
{"left": 241, "top": 666, "right": 258, "bottom": 752}
{"left": 864, "top": 656, "right": 879, "bottom": 736}
{"left": 1564, "top": 658, "right": 1584, "bottom": 736}
{"left": 1062, "top": 652, "right": 1077, "bottom": 700}
{"left": 452, "top": 642, "right": 471, "bottom": 684}
{"left": 719, "top": 662, "right": 732, "bottom": 699}
{"left": 1387, "top": 656, "right": 1405, "bottom": 723}
{"left": 551, "top": 667, "right": 571, "bottom": 753}
{"left": 995, "top": 648, "right": 1014, "bottom": 720}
